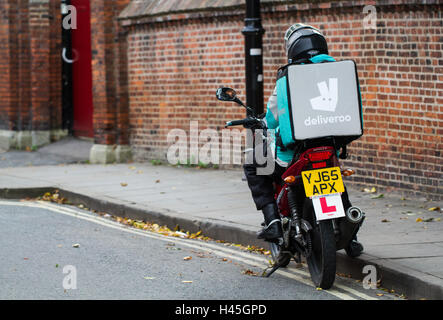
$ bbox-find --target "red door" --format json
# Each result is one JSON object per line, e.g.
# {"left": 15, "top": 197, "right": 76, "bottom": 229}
{"left": 71, "top": 0, "right": 93, "bottom": 138}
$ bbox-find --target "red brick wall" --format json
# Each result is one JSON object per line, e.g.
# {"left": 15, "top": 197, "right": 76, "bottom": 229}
{"left": 90, "top": 0, "right": 131, "bottom": 145}
{"left": 122, "top": 1, "right": 442, "bottom": 199}
{"left": 0, "top": 0, "right": 61, "bottom": 132}
{"left": 126, "top": 16, "right": 246, "bottom": 159}
{"left": 29, "top": 0, "right": 51, "bottom": 131}
{"left": 16, "top": 0, "right": 32, "bottom": 131}
{"left": 0, "top": 0, "right": 18, "bottom": 130}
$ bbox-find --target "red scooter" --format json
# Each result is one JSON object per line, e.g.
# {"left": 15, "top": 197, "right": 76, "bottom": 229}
{"left": 216, "top": 87, "right": 365, "bottom": 289}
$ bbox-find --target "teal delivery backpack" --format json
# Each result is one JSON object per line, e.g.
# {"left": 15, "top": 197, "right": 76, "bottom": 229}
{"left": 275, "top": 60, "right": 363, "bottom": 149}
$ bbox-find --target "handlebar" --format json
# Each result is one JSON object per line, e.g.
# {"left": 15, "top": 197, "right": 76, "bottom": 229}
{"left": 225, "top": 117, "right": 264, "bottom": 128}
{"left": 225, "top": 119, "right": 249, "bottom": 127}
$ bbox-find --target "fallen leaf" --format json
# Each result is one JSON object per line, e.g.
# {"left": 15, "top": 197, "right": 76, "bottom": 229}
{"left": 371, "top": 194, "right": 384, "bottom": 199}
{"left": 72, "top": 243, "right": 80, "bottom": 248}
{"left": 428, "top": 207, "right": 441, "bottom": 212}
{"left": 182, "top": 281, "right": 193, "bottom": 283}
{"left": 155, "top": 180, "right": 160, "bottom": 183}
{"left": 376, "top": 293, "right": 384, "bottom": 297}
{"left": 416, "top": 218, "right": 423, "bottom": 223}
{"left": 134, "top": 221, "right": 146, "bottom": 229}
{"left": 129, "top": 166, "right": 136, "bottom": 170}
{"left": 242, "top": 269, "right": 259, "bottom": 276}
{"left": 143, "top": 276, "right": 155, "bottom": 280}
{"left": 175, "top": 231, "right": 188, "bottom": 238}
{"left": 183, "top": 256, "right": 192, "bottom": 261}
{"left": 120, "top": 183, "right": 128, "bottom": 187}
{"left": 381, "top": 219, "right": 390, "bottom": 223}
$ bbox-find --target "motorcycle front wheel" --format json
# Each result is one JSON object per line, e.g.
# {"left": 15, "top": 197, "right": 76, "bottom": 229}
{"left": 303, "top": 199, "right": 336, "bottom": 289}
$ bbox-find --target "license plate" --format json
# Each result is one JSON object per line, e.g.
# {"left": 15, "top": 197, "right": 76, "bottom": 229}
{"left": 301, "top": 167, "right": 345, "bottom": 198}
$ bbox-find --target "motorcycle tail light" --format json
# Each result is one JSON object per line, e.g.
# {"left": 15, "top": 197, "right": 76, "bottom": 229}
{"left": 308, "top": 151, "right": 332, "bottom": 162}
{"left": 312, "top": 161, "right": 327, "bottom": 169}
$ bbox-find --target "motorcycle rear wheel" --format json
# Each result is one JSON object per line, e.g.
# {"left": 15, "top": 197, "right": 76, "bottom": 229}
{"left": 303, "top": 201, "right": 336, "bottom": 289}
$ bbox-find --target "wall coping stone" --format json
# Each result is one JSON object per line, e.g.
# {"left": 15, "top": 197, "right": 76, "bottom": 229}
{"left": 119, "top": 0, "right": 439, "bottom": 25}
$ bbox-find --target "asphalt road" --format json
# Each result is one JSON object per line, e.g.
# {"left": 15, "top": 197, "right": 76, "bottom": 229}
{"left": 0, "top": 200, "right": 398, "bottom": 300}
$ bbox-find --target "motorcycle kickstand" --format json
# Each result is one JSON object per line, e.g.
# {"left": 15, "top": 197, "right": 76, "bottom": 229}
{"left": 263, "top": 251, "right": 298, "bottom": 278}
{"left": 264, "top": 261, "right": 283, "bottom": 278}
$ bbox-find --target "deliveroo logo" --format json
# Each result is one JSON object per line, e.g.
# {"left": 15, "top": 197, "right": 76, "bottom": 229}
{"left": 304, "top": 78, "right": 352, "bottom": 127}
{"left": 310, "top": 78, "right": 338, "bottom": 112}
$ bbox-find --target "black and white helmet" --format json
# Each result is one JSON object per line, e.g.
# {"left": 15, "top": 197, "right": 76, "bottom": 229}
{"left": 284, "top": 23, "right": 328, "bottom": 62}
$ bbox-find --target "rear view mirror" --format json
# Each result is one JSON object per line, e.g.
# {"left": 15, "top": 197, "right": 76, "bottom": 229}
{"left": 216, "top": 87, "right": 237, "bottom": 102}
{"left": 215, "top": 87, "right": 254, "bottom": 114}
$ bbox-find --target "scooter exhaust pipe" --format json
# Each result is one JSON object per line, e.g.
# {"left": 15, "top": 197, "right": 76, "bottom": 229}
{"left": 345, "top": 206, "right": 365, "bottom": 224}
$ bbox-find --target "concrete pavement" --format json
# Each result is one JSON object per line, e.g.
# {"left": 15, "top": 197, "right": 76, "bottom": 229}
{"left": 0, "top": 153, "right": 442, "bottom": 299}
{"left": 0, "top": 137, "right": 92, "bottom": 168}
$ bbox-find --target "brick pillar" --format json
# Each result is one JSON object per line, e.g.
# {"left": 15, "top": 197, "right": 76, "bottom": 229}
{"left": 0, "top": 0, "right": 63, "bottom": 150}
{"left": 0, "top": 0, "right": 31, "bottom": 149}
{"left": 0, "top": 0, "right": 19, "bottom": 135}
{"left": 17, "top": 0, "right": 32, "bottom": 133}
{"left": 89, "top": 0, "right": 131, "bottom": 163}
{"left": 29, "top": 0, "right": 51, "bottom": 147}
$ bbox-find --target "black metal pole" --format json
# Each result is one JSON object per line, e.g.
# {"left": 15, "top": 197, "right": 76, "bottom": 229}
{"left": 242, "top": 0, "right": 265, "bottom": 117}
{"left": 61, "top": 0, "right": 73, "bottom": 134}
